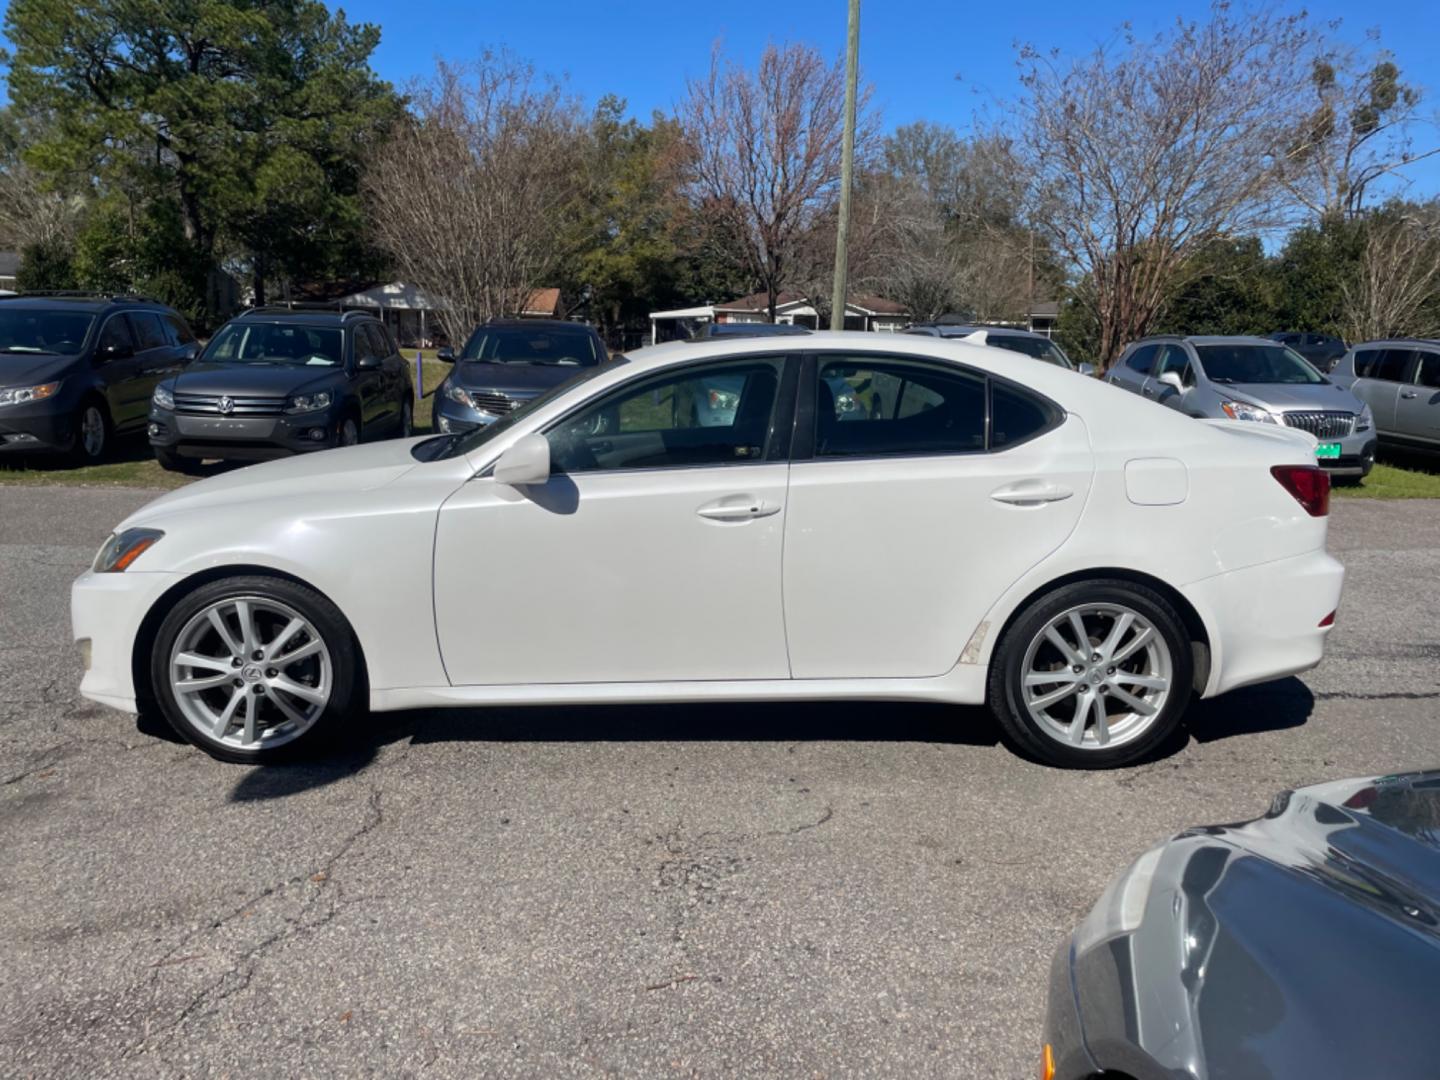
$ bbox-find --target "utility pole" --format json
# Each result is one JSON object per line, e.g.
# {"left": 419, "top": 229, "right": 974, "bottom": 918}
{"left": 829, "top": 0, "right": 861, "bottom": 331}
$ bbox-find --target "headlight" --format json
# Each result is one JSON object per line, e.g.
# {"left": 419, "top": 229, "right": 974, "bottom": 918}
{"left": 1073, "top": 845, "right": 1165, "bottom": 952}
{"left": 0, "top": 381, "right": 61, "bottom": 408}
{"left": 444, "top": 383, "right": 477, "bottom": 410}
{"left": 92, "top": 528, "right": 165, "bottom": 573}
{"left": 152, "top": 384, "right": 175, "bottom": 410}
{"left": 285, "top": 390, "right": 333, "bottom": 414}
{"left": 1219, "top": 399, "right": 1276, "bottom": 423}
{"left": 1356, "top": 403, "right": 1373, "bottom": 433}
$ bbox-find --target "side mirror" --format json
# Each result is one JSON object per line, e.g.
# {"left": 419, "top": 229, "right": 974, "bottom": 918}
{"left": 357, "top": 353, "right": 382, "bottom": 370}
{"left": 493, "top": 433, "right": 551, "bottom": 487}
{"left": 436, "top": 346, "right": 455, "bottom": 363}
{"left": 1078, "top": 362, "right": 1097, "bottom": 377}
{"left": 1157, "top": 371, "right": 1186, "bottom": 393}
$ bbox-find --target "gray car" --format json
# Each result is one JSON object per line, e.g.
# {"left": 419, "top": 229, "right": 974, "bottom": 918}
{"left": 1107, "top": 335, "right": 1377, "bottom": 478}
{"left": 1044, "top": 771, "right": 1440, "bottom": 1080}
{"left": 906, "top": 322, "right": 1095, "bottom": 374}
{"left": 1329, "top": 338, "right": 1440, "bottom": 451}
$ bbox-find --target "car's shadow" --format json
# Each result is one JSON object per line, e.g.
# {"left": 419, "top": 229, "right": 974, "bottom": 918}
{"left": 130, "top": 675, "right": 1318, "bottom": 803}
{"left": 0, "top": 431, "right": 247, "bottom": 478}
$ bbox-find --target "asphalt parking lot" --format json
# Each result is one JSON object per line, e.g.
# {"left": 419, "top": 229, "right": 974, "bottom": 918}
{"left": 2, "top": 486, "right": 1438, "bottom": 1078}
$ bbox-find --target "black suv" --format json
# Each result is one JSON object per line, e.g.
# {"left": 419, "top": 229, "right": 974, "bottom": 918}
{"left": 148, "top": 308, "right": 413, "bottom": 469}
{"left": 0, "top": 293, "right": 198, "bottom": 463}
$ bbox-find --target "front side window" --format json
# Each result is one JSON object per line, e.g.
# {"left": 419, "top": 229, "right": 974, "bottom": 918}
{"left": 1196, "top": 344, "right": 1324, "bottom": 385}
{"left": 164, "top": 313, "right": 196, "bottom": 345}
{"left": 461, "top": 325, "right": 602, "bottom": 368}
{"left": 203, "top": 322, "right": 344, "bottom": 367}
{"left": 0, "top": 308, "right": 95, "bottom": 356}
{"left": 1155, "top": 344, "right": 1194, "bottom": 386}
{"left": 98, "top": 315, "right": 136, "bottom": 354}
{"left": 813, "top": 357, "right": 986, "bottom": 457}
{"left": 363, "top": 323, "right": 392, "bottom": 358}
{"left": 547, "top": 359, "right": 783, "bottom": 473}
{"left": 1371, "top": 348, "right": 1420, "bottom": 384}
{"left": 1415, "top": 353, "right": 1440, "bottom": 390}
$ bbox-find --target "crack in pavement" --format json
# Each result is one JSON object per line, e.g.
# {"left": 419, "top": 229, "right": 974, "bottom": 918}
{"left": 126, "top": 782, "right": 391, "bottom": 1060}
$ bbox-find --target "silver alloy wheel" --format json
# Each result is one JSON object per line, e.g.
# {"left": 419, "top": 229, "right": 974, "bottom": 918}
{"left": 80, "top": 406, "right": 105, "bottom": 458}
{"left": 1020, "top": 603, "right": 1173, "bottom": 750}
{"left": 168, "top": 595, "right": 333, "bottom": 751}
{"left": 339, "top": 417, "right": 359, "bottom": 446}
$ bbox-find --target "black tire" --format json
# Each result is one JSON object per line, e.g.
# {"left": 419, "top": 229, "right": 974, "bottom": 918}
{"left": 399, "top": 396, "right": 414, "bottom": 437}
{"left": 69, "top": 399, "right": 110, "bottom": 465}
{"left": 148, "top": 574, "right": 364, "bottom": 764}
{"left": 153, "top": 445, "right": 198, "bottom": 473}
{"left": 338, "top": 411, "right": 361, "bottom": 447}
{"left": 987, "top": 579, "right": 1194, "bottom": 769}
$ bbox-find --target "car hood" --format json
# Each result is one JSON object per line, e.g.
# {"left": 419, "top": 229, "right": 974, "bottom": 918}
{"left": 1217, "top": 381, "right": 1363, "bottom": 412}
{"left": 451, "top": 361, "right": 586, "bottom": 394}
{"left": 0, "top": 353, "right": 78, "bottom": 386}
{"left": 170, "top": 362, "right": 343, "bottom": 397}
{"left": 1071, "top": 772, "right": 1440, "bottom": 1076}
{"left": 119, "top": 437, "right": 428, "bottom": 529}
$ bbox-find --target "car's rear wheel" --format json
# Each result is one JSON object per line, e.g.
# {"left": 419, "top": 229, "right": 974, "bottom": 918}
{"left": 987, "top": 580, "right": 1193, "bottom": 768}
{"left": 150, "top": 575, "right": 361, "bottom": 763}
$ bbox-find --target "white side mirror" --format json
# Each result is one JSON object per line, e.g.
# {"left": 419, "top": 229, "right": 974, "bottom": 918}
{"left": 1157, "top": 371, "right": 1186, "bottom": 393}
{"left": 493, "top": 433, "right": 551, "bottom": 486}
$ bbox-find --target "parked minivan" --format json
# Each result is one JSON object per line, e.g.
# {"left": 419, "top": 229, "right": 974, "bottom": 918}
{"left": 0, "top": 292, "right": 198, "bottom": 463}
{"left": 1108, "top": 334, "right": 1376, "bottom": 478}
{"left": 1330, "top": 339, "right": 1440, "bottom": 450}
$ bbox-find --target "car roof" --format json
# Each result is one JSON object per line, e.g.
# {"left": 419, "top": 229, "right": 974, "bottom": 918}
{"left": 910, "top": 323, "right": 1048, "bottom": 340}
{"left": 1351, "top": 338, "right": 1440, "bottom": 348}
{"left": 0, "top": 293, "right": 173, "bottom": 314}
{"left": 235, "top": 308, "right": 376, "bottom": 327}
{"left": 1131, "top": 334, "right": 1280, "bottom": 347}
{"left": 475, "top": 319, "right": 593, "bottom": 331}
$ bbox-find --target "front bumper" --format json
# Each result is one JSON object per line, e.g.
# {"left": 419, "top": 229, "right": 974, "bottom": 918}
{"left": 0, "top": 399, "right": 79, "bottom": 454}
{"left": 1044, "top": 938, "right": 1100, "bottom": 1080}
{"left": 71, "top": 567, "right": 186, "bottom": 712}
{"left": 148, "top": 406, "right": 343, "bottom": 460}
{"left": 1313, "top": 435, "right": 1376, "bottom": 477}
{"left": 1181, "top": 547, "right": 1345, "bottom": 697}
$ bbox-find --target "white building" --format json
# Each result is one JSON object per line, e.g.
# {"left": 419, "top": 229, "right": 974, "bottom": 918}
{"left": 650, "top": 291, "right": 911, "bottom": 344}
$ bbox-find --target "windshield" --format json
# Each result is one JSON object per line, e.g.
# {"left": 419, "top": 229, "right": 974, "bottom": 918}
{"left": 461, "top": 326, "right": 600, "bottom": 367}
{"left": 0, "top": 309, "right": 95, "bottom": 355}
{"left": 987, "top": 334, "right": 1074, "bottom": 369}
{"left": 418, "top": 363, "right": 614, "bottom": 462}
{"left": 202, "top": 322, "right": 344, "bottom": 367}
{"left": 1196, "top": 344, "right": 1323, "bottom": 385}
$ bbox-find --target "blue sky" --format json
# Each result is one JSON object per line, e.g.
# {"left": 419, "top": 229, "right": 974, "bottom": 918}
{"left": 334, "top": 0, "right": 1440, "bottom": 195}
{"left": 3, "top": 0, "right": 1437, "bottom": 194}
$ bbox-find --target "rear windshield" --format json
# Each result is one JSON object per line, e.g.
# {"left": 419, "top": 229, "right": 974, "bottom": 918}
{"left": 987, "top": 334, "right": 1074, "bottom": 369}
{"left": 0, "top": 308, "right": 95, "bottom": 356}
{"left": 1196, "top": 344, "right": 1323, "bottom": 385}
{"left": 202, "top": 322, "right": 344, "bottom": 367}
{"left": 461, "top": 326, "right": 600, "bottom": 367}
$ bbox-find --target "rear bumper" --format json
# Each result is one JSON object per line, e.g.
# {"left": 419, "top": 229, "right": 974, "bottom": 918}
{"left": 71, "top": 568, "right": 185, "bottom": 712}
{"left": 1182, "top": 548, "right": 1344, "bottom": 697}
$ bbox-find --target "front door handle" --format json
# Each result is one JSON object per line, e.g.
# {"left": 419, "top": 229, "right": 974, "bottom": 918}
{"left": 990, "top": 481, "right": 1074, "bottom": 507}
{"left": 696, "top": 496, "right": 781, "bottom": 522}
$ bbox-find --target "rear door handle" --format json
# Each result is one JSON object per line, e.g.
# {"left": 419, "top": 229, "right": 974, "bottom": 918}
{"left": 990, "top": 481, "right": 1074, "bottom": 506}
{"left": 1401, "top": 390, "right": 1419, "bottom": 399}
{"left": 696, "top": 496, "right": 781, "bottom": 522}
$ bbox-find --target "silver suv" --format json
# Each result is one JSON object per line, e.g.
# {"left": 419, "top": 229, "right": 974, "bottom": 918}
{"left": 1329, "top": 340, "right": 1440, "bottom": 451}
{"left": 1107, "top": 335, "right": 1376, "bottom": 478}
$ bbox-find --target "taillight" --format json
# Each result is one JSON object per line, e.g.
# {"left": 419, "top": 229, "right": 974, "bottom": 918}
{"left": 1270, "top": 464, "right": 1330, "bottom": 517}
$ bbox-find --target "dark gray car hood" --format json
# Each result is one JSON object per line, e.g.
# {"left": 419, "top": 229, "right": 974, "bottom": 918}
{"left": 0, "top": 353, "right": 79, "bottom": 386}
{"left": 1072, "top": 772, "right": 1440, "bottom": 1079}
{"left": 450, "top": 361, "right": 587, "bottom": 395}
{"left": 1219, "top": 381, "right": 1362, "bottom": 411}
{"left": 170, "top": 361, "right": 343, "bottom": 397}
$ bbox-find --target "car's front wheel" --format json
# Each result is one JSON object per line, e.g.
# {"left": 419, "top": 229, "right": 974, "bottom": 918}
{"left": 987, "top": 580, "right": 1193, "bottom": 768}
{"left": 150, "top": 575, "right": 362, "bottom": 763}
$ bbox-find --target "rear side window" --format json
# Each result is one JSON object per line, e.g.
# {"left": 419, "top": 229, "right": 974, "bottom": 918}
{"left": 1125, "top": 345, "right": 1158, "bottom": 374}
{"left": 814, "top": 358, "right": 986, "bottom": 457}
{"left": 128, "top": 312, "right": 169, "bottom": 350}
{"left": 1416, "top": 353, "right": 1440, "bottom": 390}
{"left": 991, "top": 382, "right": 1057, "bottom": 448}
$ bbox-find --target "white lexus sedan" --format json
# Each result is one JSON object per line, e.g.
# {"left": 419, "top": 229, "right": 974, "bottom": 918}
{"left": 72, "top": 332, "right": 1343, "bottom": 769}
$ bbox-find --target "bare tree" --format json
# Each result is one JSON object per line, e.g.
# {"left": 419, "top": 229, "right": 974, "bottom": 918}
{"left": 363, "top": 56, "right": 585, "bottom": 339}
{"left": 679, "top": 42, "right": 877, "bottom": 320}
{"left": 1341, "top": 202, "right": 1440, "bottom": 341}
{"left": 0, "top": 109, "right": 82, "bottom": 252}
{"left": 1010, "top": 4, "right": 1319, "bottom": 366}
{"left": 1282, "top": 45, "right": 1438, "bottom": 220}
